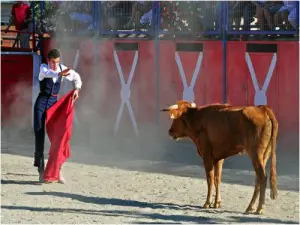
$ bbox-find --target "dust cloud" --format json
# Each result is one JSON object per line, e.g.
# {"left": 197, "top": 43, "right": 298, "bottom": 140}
{"left": 1, "top": 81, "right": 35, "bottom": 144}
{"left": 1, "top": 2, "right": 299, "bottom": 193}
{"left": 1, "top": 2, "right": 201, "bottom": 175}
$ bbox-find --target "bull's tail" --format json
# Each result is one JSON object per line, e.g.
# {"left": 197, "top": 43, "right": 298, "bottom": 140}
{"left": 265, "top": 106, "right": 278, "bottom": 200}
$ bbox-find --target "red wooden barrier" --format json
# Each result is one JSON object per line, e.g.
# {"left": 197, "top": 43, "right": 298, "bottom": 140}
{"left": 1, "top": 53, "right": 33, "bottom": 128}
{"left": 96, "top": 40, "right": 156, "bottom": 136}
{"left": 276, "top": 42, "right": 299, "bottom": 139}
{"left": 158, "top": 41, "right": 223, "bottom": 125}
{"left": 227, "top": 41, "right": 299, "bottom": 138}
{"left": 32, "top": 39, "right": 298, "bottom": 147}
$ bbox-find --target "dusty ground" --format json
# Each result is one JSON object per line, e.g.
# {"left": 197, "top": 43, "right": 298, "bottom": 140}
{"left": 1, "top": 146, "right": 299, "bottom": 224}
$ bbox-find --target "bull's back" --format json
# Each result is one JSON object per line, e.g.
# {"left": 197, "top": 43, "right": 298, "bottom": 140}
{"left": 204, "top": 108, "right": 247, "bottom": 144}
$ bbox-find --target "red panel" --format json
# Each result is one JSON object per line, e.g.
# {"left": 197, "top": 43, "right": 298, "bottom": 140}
{"left": 95, "top": 40, "right": 156, "bottom": 135}
{"left": 245, "top": 52, "right": 278, "bottom": 117}
{"left": 76, "top": 40, "right": 95, "bottom": 104}
{"left": 197, "top": 42, "right": 223, "bottom": 104}
{"left": 227, "top": 41, "right": 299, "bottom": 150}
{"left": 227, "top": 42, "right": 278, "bottom": 114}
{"left": 175, "top": 41, "right": 223, "bottom": 105}
{"left": 158, "top": 41, "right": 177, "bottom": 125}
{"left": 277, "top": 42, "right": 299, "bottom": 136}
{"left": 1, "top": 54, "right": 33, "bottom": 127}
{"left": 226, "top": 42, "right": 248, "bottom": 106}
{"left": 158, "top": 41, "right": 223, "bottom": 125}
{"left": 40, "top": 39, "right": 299, "bottom": 149}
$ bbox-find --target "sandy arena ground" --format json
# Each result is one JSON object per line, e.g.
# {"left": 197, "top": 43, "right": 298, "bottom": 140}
{"left": 1, "top": 140, "right": 299, "bottom": 224}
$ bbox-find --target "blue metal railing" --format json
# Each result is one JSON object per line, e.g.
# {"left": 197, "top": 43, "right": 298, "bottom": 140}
{"left": 158, "top": 1, "right": 223, "bottom": 36}
{"left": 225, "top": 1, "right": 299, "bottom": 35}
{"left": 37, "top": 1, "right": 298, "bottom": 38}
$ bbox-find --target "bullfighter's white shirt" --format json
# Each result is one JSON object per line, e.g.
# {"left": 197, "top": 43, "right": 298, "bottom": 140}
{"left": 39, "top": 63, "right": 82, "bottom": 90}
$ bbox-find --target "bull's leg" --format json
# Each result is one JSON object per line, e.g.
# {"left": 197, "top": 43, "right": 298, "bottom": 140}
{"left": 248, "top": 154, "right": 267, "bottom": 215}
{"left": 246, "top": 144, "right": 272, "bottom": 213}
{"left": 203, "top": 154, "right": 214, "bottom": 209}
{"left": 245, "top": 175, "right": 260, "bottom": 213}
{"left": 255, "top": 161, "right": 267, "bottom": 215}
{"left": 213, "top": 159, "right": 224, "bottom": 208}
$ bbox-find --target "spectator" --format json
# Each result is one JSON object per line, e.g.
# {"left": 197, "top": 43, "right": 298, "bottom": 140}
{"left": 4, "top": 1, "right": 32, "bottom": 48}
{"left": 229, "top": 1, "right": 243, "bottom": 31}
{"left": 139, "top": 8, "right": 153, "bottom": 28}
{"left": 274, "top": 1, "right": 298, "bottom": 30}
{"left": 36, "top": 2, "right": 59, "bottom": 37}
{"left": 70, "top": 1, "right": 94, "bottom": 32}
{"left": 254, "top": 1, "right": 268, "bottom": 30}
{"left": 101, "top": 1, "right": 132, "bottom": 36}
{"left": 255, "top": 1, "right": 284, "bottom": 31}
{"left": 262, "top": 1, "right": 284, "bottom": 31}
{"left": 125, "top": 1, "right": 153, "bottom": 31}
{"left": 200, "top": 1, "right": 221, "bottom": 34}
{"left": 229, "top": 1, "right": 256, "bottom": 32}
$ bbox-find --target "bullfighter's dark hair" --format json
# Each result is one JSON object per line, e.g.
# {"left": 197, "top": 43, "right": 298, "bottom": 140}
{"left": 47, "top": 48, "right": 60, "bottom": 59}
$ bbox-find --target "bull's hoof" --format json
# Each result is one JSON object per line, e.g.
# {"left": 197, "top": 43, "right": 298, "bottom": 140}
{"left": 255, "top": 208, "right": 264, "bottom": 215}
{"left": 213, "top": 202, "right": 221, "bottom": 209}
{"left": 244, "top": 207, "right": 256, "bottom": 214}
{"left": 203, "top": 202, "right": 211, "bottom": 209}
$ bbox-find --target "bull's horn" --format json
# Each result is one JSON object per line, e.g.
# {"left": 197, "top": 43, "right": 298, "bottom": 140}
{"left": 190, "top": 102, "right": 196, "bottom": 108}
{"left": 168, "top": 104, "right": 179, "bottom": 110}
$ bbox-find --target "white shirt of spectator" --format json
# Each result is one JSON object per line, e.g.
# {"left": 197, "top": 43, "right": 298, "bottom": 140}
{"left": 39, "top": 63, "right": 82, "bottom": 90}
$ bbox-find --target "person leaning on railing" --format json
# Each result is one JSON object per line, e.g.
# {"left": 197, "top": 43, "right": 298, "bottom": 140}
{"left": 125, "top": 1, "right": 153, "bottom": 31}
{"left": 274, "top": 1, "right": 298, "bottom": 31}
{"left": 4, "top": 1, "right": 33, "bottom": 48}
{"left": 255, "top": 1, "right": 284, "bottom": 35}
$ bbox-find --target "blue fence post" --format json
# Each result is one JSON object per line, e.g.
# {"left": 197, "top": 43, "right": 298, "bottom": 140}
{"left": 94, "top": 1, "right": 100, "bottom": 35}
{"left": 297, "top": 1, "right": 299, "bottom": 31}
{"left": 222, "top": 1, "right": 227, "bottom": 104}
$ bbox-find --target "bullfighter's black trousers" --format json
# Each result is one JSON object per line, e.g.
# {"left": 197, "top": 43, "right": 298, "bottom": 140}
{"left": 33, "top": 94, "right": 57, "bottom": 170}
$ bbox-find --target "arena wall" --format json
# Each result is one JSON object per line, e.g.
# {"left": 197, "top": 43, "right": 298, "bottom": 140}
{"left": 1, "top": 40, "right": 298, "bottom": 150}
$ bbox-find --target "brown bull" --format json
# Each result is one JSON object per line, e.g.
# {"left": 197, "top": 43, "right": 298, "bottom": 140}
{"left": 161, "top": 100, "right": 278, "bottom": 214}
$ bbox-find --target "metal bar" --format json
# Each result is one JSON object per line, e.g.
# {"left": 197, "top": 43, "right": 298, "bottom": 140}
{"left": 1, "top": 29, "right": 36, "bottom": 35}
{"left": 227, "top": 30, "right": 298, "bottom": 35}
{"left": 1, "top": 52, "right": 37, "bottom": 55}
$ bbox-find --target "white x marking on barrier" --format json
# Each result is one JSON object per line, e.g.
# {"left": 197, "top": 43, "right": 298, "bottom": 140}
{"left": 113, "top": 50, "right": 139, "bottom": 136}
{"left": 175, "top": 51, "right": 203, "bottom": 102}
{"left": 245, "top": 52, "right": 277, "bottom": 106}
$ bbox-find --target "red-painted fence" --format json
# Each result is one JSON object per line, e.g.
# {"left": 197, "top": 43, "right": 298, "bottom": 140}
{"left": 1, "top": 40, "right": 298, "bottom": 148}
{"left": 1, "top": 53, "right": 34, "bottom": 128}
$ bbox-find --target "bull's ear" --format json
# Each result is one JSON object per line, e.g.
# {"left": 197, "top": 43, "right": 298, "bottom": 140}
{"left": 160, "top": 108, "right": 170, "bottom": 112}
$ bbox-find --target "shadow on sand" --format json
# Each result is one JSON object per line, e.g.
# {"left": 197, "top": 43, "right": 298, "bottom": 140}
{"left": 2, "top": 191, "right": 298, "bottom": 224}
{"left": 1, "top": 132, "right": 299, "bottom": 193}
{"left": 1, "top": 179, "right": 41, "bottom": 186}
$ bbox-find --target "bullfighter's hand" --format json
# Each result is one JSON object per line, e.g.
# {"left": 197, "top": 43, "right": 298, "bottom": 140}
{"left": 72, "top": 89, "right": 79, "bottom": 103}
{"left": 59, "top": 68, "right": 71, "bottom": 77}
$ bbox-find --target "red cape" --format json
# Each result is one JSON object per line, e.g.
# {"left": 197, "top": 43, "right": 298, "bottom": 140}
{"left": 43, "top": 90, "right": 75, "bottom": 182}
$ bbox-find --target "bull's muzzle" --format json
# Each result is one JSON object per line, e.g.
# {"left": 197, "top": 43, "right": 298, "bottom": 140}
{"left": 169, "top": 130, "right": 177, "bottom": 140}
